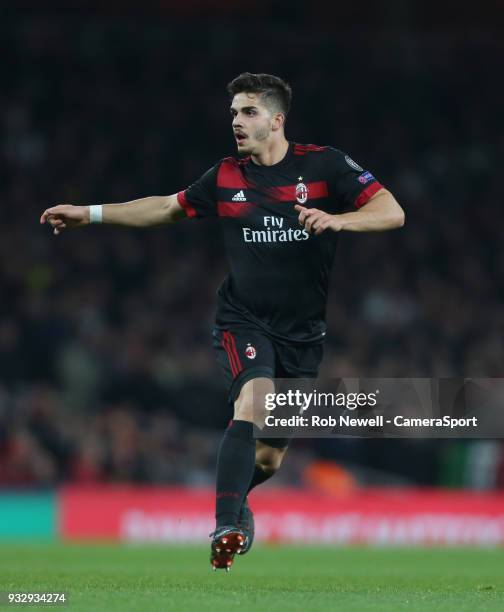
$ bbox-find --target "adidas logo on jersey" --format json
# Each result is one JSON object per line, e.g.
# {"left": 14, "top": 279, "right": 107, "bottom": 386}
{"left": 232, "top": 190, "right": 247, "bottom": 202}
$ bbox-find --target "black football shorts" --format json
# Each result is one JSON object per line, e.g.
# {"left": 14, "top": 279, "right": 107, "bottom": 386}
{"left": 213, "top": 325, "right": 324, "bottom": 448}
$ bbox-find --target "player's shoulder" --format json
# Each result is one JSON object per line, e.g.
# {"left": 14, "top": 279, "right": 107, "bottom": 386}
{"left": 292, "top": 142, "right": 330, "bottom": 156}
{"left": 292, "top": 143, "right": 350, "bottom": 164}
{"left": 293, "top": 143, "right": 355, "bottom": 170}
{"left": 296, "top": 144, "right": 367, "bottom": 172}
{"left": 219, "top": 155, "right": 251, "bottom": 168}
{"left": 196, "top": 156, "right": 250, "bottom": 183}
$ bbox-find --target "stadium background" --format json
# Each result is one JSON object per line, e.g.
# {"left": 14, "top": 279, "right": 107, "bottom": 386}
{"left": 1, "top": 0, "right": 504, "bottom": 546}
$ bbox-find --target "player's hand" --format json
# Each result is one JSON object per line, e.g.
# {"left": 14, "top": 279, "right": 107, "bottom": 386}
{"left": 40, "top": 204, "right": 90, "bottom": 235}
{"left": 295, "top": 205, "right": 344, "bottom": 235}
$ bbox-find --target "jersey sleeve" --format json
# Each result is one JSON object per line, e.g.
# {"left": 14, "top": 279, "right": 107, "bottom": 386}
{"left": 177, "top": 164, "right": 219, "bottom": 218}
{"left": 325, "top": 148, "right": 384, "bottom": 210}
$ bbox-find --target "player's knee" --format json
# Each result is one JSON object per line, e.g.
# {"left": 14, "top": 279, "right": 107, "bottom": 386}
{"left": 257, "top": 454, "right": 283, "bottom": 475}
{"left": 234, "top": 377, "right": 275, "bottom": 425}
{"left": 233, "top": 398, "right": 254, "bottom": 423}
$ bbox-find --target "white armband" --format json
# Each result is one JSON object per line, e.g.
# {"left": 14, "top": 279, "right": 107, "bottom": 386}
{"left": 89, "top": 205, "right": 103, "bottom": 224}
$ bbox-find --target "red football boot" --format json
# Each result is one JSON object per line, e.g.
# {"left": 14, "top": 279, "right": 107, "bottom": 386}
{"left": 209, "top": 526, "right": 248, "bottom": 571}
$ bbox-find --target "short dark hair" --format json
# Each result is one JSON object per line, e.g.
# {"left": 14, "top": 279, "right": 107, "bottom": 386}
{"left": 227, "top": 72, "right": 292, "bottom": 117}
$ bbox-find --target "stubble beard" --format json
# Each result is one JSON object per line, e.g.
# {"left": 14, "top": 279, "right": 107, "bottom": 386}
{"left": 242, "top": 125, "right": 271, "bottom": 156}
{"left": 254, "top": 125, "right": 271, "bottom": 142}
{"left": 236, "top": 123, "right": 272, "bottom": 156}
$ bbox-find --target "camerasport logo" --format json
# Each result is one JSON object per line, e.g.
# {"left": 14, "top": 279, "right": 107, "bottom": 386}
{"left": 245, "top": 344, "right": 257, "bottom": 359}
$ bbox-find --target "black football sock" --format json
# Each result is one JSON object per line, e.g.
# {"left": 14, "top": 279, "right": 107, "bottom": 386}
{"left": 215, "top": 419, "right": 255, "bottom": 528}
{"left": 246, "top": 465, "right": 275, "bottom": 494}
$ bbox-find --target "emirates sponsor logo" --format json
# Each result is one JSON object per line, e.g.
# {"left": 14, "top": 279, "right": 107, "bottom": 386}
{"left": 242, "top": 215, "right": 309, "bottom": 243}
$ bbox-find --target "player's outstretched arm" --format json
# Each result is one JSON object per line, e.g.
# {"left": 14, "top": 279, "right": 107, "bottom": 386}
{"left": 40, "top": 194, "right": 185, "bottom": 235}
{"left": 295, "top": 188, "right": 405, "bottom": 235}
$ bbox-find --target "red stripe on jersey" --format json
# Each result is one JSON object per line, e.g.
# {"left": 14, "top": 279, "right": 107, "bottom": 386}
{"left": 218, "top": 159, "right": 248, "bottom": 189}
{"left": 217, "top": 202, "right": 252, "bottom": 217}
{"left": 269, "top": 181, "right": 328, "bottom": 202}
{"left": 293, "top": 144, "right": 327, "bottom": 155}
{"left": 295, "top": 144, "right": 327, "bottom": 151}
{"left": 227, "top": 332, "right": 243, "bottom": 374}
{"left": 177, "top": 190, "right": 197, "bottom": 218}
{"left": 355, "top": 182, "right": 384, "bottom": 208}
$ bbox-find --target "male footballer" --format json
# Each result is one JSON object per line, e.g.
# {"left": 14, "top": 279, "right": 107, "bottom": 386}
{"left": 40, "top": 73, "right": 404, "bottom": 570}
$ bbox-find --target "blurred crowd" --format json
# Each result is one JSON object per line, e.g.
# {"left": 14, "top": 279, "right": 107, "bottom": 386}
{"left": 1, "top": 13, "right": 503, "bottom": 488}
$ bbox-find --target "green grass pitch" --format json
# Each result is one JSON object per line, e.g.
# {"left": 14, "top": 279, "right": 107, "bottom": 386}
{"left": 0, "top": 544, "right": 503, "bottom": 611}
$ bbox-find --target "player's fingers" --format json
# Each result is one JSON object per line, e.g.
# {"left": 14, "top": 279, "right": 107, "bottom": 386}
{"left": 297, "top": 210, "right": 307, "bottom": 226}
{"left": 311, "top": 214, "right": 329, "bottom": 232}
{"left": 298, "top": 207, "right": 318, "bottom": 228}
{"left": 305, "top": 211, "right": 324, "bottom": 233}
{"left": 299, "top": 208, "right": 312, "bottom": 227}
{"left": 314, "top": 220, "right": 330, "bottom": 235}
{"left": 305, "top": 217, "right": 316, "bottom": 233}
{"left": 54, "top": 221, "right": 67, "bottom": 233}
{"left": 296, "top": 205, "right": 319, "bottom": 222}
{"left": 46, "top": 206, "right": 64, "bottom": 215}
{"left": 41, "top": 206, "right": 65, "bottom": 224}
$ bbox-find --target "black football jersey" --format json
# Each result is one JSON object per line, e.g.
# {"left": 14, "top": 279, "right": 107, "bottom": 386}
{"left": 177, "top": 142, "right": 383, "bottom": 344}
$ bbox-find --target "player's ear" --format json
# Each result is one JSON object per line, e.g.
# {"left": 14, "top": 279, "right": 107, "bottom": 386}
{"left": 271, "top": 112, "right": 285, "bottom": 131}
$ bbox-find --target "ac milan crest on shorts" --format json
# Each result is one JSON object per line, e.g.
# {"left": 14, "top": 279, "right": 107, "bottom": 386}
{"left": 212, "top": 324, "right": 323, "bottom": 404}
{"left": 245, "top": 344, "right": 257, "bottom": 360}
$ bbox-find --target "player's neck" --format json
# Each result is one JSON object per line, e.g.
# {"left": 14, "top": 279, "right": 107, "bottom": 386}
{"left": 251, "top": 138, "right": 289, "bottom": 167}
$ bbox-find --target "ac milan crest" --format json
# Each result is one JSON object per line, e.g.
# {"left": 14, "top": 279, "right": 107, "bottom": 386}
{"left": 245, "top": 344, "right": 257, "bottom": 360}
{"left": 295, "top": 181, "right": 308, "bottom": 204}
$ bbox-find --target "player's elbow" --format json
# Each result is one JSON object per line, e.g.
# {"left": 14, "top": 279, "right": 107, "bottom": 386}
{"left": 369, "top": 189, "right": 405, "bottom": 229}
{"left": 384, "top": 192, "right": 405, "bottom": 229}
{"left": 394, "top": 206, "right": 405, "bottom": 228}
{"left": 161, "top": 194, "right": 184, "bottom": 224}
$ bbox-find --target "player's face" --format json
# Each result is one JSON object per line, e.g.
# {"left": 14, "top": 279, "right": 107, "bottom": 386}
{"left": 230, "top": 92, "right": 275, "bottom": 155}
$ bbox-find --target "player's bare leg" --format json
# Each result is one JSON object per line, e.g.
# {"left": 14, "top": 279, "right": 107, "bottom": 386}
{"left": 255, "top": 440, "right": 287, "bottom": 474}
